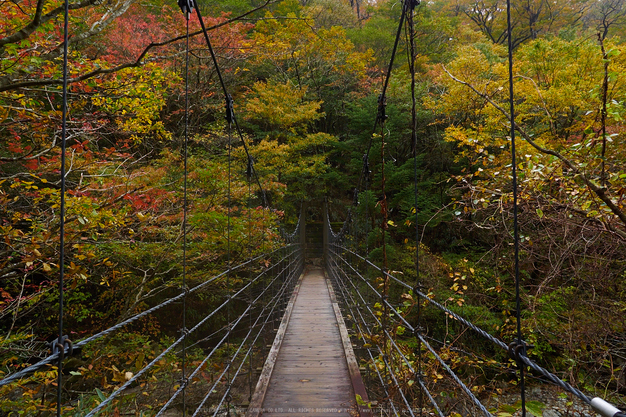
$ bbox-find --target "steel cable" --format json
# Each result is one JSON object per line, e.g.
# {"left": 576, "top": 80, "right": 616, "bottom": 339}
{"left": 328, "top": 261, "right": 399, "bottom": 416}
{"left": 329, "top": 244, "right": 619, "bottom": 413}
{"left": 405, "top": 2, "right": 425, "bottom": 415}
{"left": 357, "top": 0, "right": 411, "bottom": 193}
{"left": 181, "top": 7, "right": 192, "bottom": 413}
{"left": 85, "top": 250, "right": 301, "bottom": 417}
{"left": 192, "top": 260, "right": 301, "bottom": 416}
{"left": 333, "top": 259, "right": 408, "bottom": 416}
{"left": 504, "top": 0, "right": 526, "bottom": 413}
{"left": 332, "top": 256, "right": 446, "bottom": 417}
{"left": 210, "top": 267, "right": 300, "bottom": 417}
{"left": 55, "top": 0, "right": 71, "bottom": 414}
{"left": 0, "top": 247, "right": 294, "bottom": 387}
{"left": 334, "top": 245, "right": 510, "bottom": 351}
{"left": 330, "top": 249, "right": 491, "bottom": 416}
{"left": 330, "top": 251, "right": 444, "bottom": 417}
{"left": 155, "top": 254, "right": 299, "bottom": 416}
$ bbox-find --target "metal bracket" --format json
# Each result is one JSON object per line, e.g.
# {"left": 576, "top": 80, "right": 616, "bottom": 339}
{"left": 508, "top": 340, "right": 532, "bottom": 363}
{"left": 225, "top": 94, "right": 235, "bottom": 125}
{"left": 412, "top": 325, "right": 425, "bottom": 335}
{"left": 362, "top": 154, "right": 371, "bottom": 179}
{"left": 412, "top": 283, "right": 425, "bottom": 294}
{"left": 247, "top": 158, "right": 254, "bottom": 179}
{"left": 377, "top": 94, "right": 388, "bottom": 123}
{"left": 50, "top": 335, "right": 73, "bottom": 360}
{"left": 406, "top": 0, "right": 420, "bottom": 11}
{"left": 177, "top": 0, "right": 195, "bottom": 16}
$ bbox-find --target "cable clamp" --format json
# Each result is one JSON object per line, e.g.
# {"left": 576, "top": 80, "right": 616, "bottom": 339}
{"left": 412, "top": 283, "right": 425, "bottom": 294}
{"left": 50, "top": 335, "right": 73, "bottom": 360}
{"left": 225, "top": 94, "right": 235, "bottom": 125}
{"left": 412, "top": 325, "right": 424, "bottom": 335}
{"left": 178, "top": 377, "right": 189, "bottom": 390}
{"left": 362, "top": 154, "right": 371, "bottom": 178}
{"left": 508, "top": 340, "right": 532, "bottom": 363}
{"left": 406, "top": 0, "right": 420, "bottom": 11}
{"left": 414, "top": 370, "right": 424, "bottom": 381}
{"left": 377, "top": 94, "right": 388, "bottom": 122}
{"left": 247, "top": 157, "right": 254, "bottom": 178}
{"left": 180, "top": 327, "right": 190, "bottom": 337}
{"left": 181, "top": 284, "right": 189, "bottom": 295}
{"left": 177, "top": 0, "right": 195, "bottom": 16}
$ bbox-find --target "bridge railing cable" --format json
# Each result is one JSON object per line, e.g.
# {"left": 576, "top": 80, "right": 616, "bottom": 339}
{"left": 84, "top": 244, "right": 302, "bottom": 417}
{"left": 0, "top": 243, "right": 304, "bottom": 415}
{"left": 153, "top": 248, "right": 302, "bottom": 416}
{"left": 326, "top": 242, "right": 490, "bottom": 416}
{"left": 327, "top": 258, "right": 400, "bottom": 415}
{"left": 0, "top": 244, "right": 297, "bottom": 387}
{"left": 327, "top": 223, "right": 625, "bottom": 417}
{"left": 198, "top": 256, "right": 302, "bottom": 417}
{"left": 329, "top": 250, "right": 443, "bottom": 417}
{"left": 327, "top": 243, "right": 448, "bottom": 417}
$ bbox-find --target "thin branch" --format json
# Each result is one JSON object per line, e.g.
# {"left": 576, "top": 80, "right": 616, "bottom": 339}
{"left": 0, "top": 0, "right": 275, "bottom": 93}
{"left": 0, "top": 0, "right": 100, "bottom": 48}
{"left": 514, "top": 74, "right": 555, "bottom": 136}
{"left": 442, "top": 64, "right": 626, "bottom": 233}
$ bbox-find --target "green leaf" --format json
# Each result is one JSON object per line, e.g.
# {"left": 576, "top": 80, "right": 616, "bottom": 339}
{"left": 525, "top": 400, "right": 546, "bottom": 416}
{"left": 499, "top": 404, "right": 517, "bottom": 413}
{"left": 95, "top": 388, "right": 106, "bottom": 402}
{"left": 536, "top": 208, "right": 543, "bottom": 218}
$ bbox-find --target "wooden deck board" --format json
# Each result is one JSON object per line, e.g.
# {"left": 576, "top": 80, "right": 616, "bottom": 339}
{"left": 255, "top": 268, "right": 357, "bottom": 416}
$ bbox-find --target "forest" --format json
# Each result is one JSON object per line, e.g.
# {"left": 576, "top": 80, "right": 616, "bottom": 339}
{"left": 1, "top": 0, "right": 625, "bottom": 414}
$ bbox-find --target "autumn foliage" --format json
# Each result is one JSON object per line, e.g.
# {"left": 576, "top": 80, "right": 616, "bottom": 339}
{"left": 1, "top": 0, "right": 626, "bottom": 413}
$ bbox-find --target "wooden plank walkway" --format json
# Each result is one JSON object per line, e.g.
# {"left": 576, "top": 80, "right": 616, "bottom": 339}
{"left": 248, "top": 268, "right": 366, "bottom": 417}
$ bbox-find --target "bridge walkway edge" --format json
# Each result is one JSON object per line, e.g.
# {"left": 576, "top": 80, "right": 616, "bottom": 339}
{"left": 247, "top": 267, "right": 369, "bottom": 417}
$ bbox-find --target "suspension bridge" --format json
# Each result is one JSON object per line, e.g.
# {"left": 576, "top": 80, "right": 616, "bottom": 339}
{"left": 1, "top": 0, "right": 625, "bottom": 415}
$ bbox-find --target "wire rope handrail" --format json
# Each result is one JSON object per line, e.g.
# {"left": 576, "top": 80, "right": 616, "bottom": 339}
{"left": 327, "top": 248, "right": 486, "bottom": 416}
{"left": 326, "top": 235, "right": 625, "bottom": 417}
{"left": 0, "top": 244, "right": 301, "bottom": 387}
{"left": 327, "top": 251, "right": 444, "bottom": 417}
{"left": 82, "top": 245, "right": 303, "bottom": 417}
{"left": 154, "top": 253, "right": 302, "bottom": 416}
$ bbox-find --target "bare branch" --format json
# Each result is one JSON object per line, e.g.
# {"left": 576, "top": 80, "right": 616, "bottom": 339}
{"left": 0, "top": 0, "right": 275, "bottom": 93}
{"left": 442, "top": 64, "right": 626, "bottom": 231}
{"left": 0, "top": 0, "right": 100, "bottom": 48}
